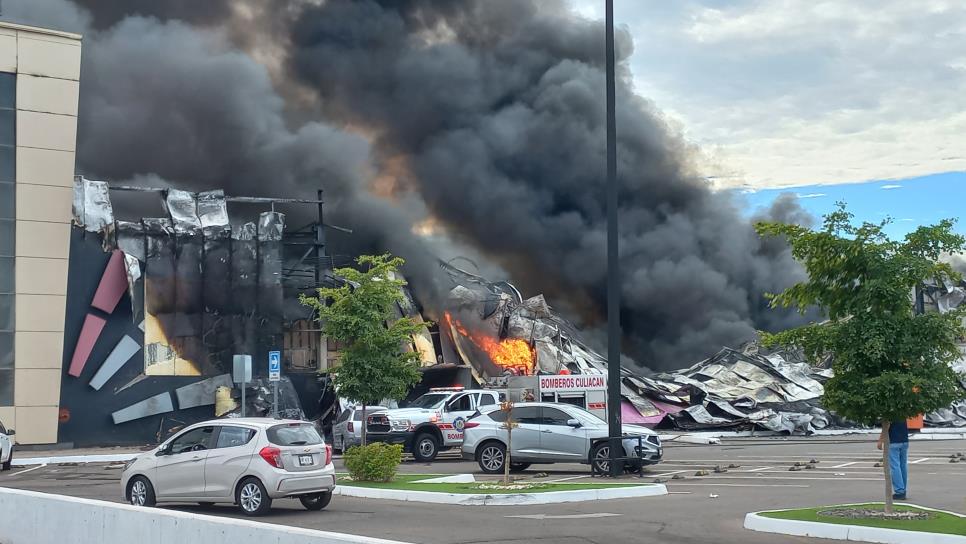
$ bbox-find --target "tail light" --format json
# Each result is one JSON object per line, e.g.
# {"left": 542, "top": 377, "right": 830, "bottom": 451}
{"left": 325, "top": 444, "right": 332, "bottom": 466}
{"left": 259, "top": 446, "right": 282, "bottom": 468}
{"left": 463, "top": 422, "right": 480, "bottom": 429}
{"left": 347, "top": 421, "right": 354, "bottom": 433}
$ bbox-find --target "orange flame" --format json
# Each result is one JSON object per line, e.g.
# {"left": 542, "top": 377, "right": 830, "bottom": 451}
{"left": 444, "top": 312, "right": 535, "bottom": 375}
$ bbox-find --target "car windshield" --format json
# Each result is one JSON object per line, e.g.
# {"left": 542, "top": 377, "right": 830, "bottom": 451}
{"left": 406, "top": 393, "right": 450, "bottom": 409}
{"left": 267, "top": 423, "right": 324, "bottom": 446}
{"left": 563, "top": 405, "right": 607, "bottom": 426}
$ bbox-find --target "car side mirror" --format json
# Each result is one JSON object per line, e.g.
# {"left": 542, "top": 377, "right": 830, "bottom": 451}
{"left": 567, "top": 419, "right": 582, "bottom": 428}
{"left": 6, "top": 429, "right": 13, "bottom": 436}
{"left": 156, "top": 444, "right": 170, "bottom": 456}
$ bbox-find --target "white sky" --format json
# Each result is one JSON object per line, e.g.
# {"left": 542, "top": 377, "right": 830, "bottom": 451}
{"left": 570, "top": 0, "right": 966, "bottom": 190}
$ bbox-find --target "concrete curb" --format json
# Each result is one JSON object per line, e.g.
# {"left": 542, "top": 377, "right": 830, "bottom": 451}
{"left": 744, "top": 503, "right": 966, "bottom": 544}
{"left": 663, "top": 428, "right": 966, "bottom": 441}
{"left": 0, "top": 487, "right": 412, "bottom": 544}
{"left": 12, "top": 453, "right": 138, "bottom": 467}
{"left": 335, "top": 482, "right": 667, "bottom": 505}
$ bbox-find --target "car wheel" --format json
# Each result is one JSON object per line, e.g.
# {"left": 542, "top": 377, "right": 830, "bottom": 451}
{"left": 1, "top": 449, "right": 11, "bottom": 471}
{"left": 509, "top": 462, "right": 531, "bottom": 473}
{"left": 590, "top": 442, "right": 612, "bottom": 475}
{"left": 412, "top": 433, "right": 439, "bottom": 462}
{"left": 236, "top": 477, "right": 272, "bottom": 516}
{"left": 477, "top": 441, "right": 507, "bottom": 474}
{"left": 127, "top": 476, "right": 157, "bottom": 507}
{"left": 299, "top": 491, "right": 333, "bottom": 511}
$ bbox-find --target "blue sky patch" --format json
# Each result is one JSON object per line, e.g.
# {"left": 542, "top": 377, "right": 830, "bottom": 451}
{"left": 737, "top": 171, "right": 966, "bottom": 239}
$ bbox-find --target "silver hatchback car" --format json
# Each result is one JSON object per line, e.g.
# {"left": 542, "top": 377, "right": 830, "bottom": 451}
{"left": 121, "top": 418, "right": 335, "bottom": 516}
{"left": 461, "top": 402, "right": 662, "bottom": 474}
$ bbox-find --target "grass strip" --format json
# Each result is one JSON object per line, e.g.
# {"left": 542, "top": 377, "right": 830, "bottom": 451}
{"left": 759, "top": 503, "right": 966, "bottom": 536}
{"left": 338, "top": 473, "right": 652, "bottom": 494}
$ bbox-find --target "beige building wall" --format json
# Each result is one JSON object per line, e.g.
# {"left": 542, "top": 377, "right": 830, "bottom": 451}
{"left": 0, "top": 22, "right": 81, "bottom": 445}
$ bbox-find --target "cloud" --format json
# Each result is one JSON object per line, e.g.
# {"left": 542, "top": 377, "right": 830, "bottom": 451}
{"left": 570, "top": 1, "right": 966, "bottom": 189}
{"left": 880, "top": 184, "right": 903, "bottom": 189}
{"left": 796, "top": 192, "right": 826, "bottom": 199}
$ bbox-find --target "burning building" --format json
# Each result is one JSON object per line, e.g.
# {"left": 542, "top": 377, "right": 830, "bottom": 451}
{"left": 59, "top": 178, "right": 343, "bottom": 446}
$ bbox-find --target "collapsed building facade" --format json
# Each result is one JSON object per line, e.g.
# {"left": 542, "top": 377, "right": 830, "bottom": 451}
{"left": 57, "top": 178, "right": 966, "bottom": 447}
{"left": 62, "top": 178, "right": 338, "bottom": 446}
{"left": 422, "top": 263, "right": 966, "bottom": 435}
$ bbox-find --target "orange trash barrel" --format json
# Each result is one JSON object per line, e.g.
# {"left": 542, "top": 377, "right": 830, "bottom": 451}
{"left": 907, "top": 414, "right": 924, "bottom": 431}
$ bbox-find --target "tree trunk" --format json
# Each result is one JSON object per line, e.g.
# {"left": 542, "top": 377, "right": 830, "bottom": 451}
{"left": 361, "top": 402, "right": 368, "bottom": 447}
{"left": 504, "top": 425, "right": 512, "bottom": 485}
{"left": 882, "top": 420, "right": 893, "bottom": 515}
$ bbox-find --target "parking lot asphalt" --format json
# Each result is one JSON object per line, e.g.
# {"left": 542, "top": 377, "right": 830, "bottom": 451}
{"left": 2, "top": 435, "right": 965, "bottom": 544}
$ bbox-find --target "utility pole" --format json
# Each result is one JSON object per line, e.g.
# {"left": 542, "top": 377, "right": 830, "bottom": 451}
{"left": 315, "top": 188, "right": 327, "bottom": 284}
{"left": 605, "top": 0, "right": 624, "bottom": 477}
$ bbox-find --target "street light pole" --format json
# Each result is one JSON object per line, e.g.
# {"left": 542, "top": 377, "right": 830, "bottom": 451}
{"left": 605, "top": 0, "right": 623, "bottom": 477}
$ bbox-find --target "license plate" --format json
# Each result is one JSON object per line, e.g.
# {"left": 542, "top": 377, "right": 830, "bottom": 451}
{"left": 298, "top": 455, "right": 313, "bottom": 466}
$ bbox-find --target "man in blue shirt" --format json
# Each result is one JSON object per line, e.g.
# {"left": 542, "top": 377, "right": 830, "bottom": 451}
{"left": 877, "top": 420, "right": 909, "bottom": 500}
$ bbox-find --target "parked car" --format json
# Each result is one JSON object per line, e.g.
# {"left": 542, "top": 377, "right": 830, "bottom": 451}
{"left": 461, "top": 402, "right": 662, "bottom": 474}
{"left": 332, "top": 405, "right": 387, "bottom": 452}
{"left": 0, "top": 420, "right": 14, "bottom": 471}
{"left": 121, "top": 418, "right": 335, "bottom": 516}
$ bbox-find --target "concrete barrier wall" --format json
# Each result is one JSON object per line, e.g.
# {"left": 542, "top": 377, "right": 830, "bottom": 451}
{"left": 0, "top": 487, "right": 411, "bottom": 544}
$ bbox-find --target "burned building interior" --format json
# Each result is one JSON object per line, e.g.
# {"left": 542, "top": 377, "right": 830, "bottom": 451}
{"left": 61, "top": 178, "right": 966, "bottom": 447}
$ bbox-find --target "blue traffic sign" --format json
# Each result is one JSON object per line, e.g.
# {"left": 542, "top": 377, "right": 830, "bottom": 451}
{"left": 269, "top": 350, "right": 281, "bottom": 381}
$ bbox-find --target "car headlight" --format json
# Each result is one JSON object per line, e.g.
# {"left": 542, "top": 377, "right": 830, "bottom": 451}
{"left": 122, "top": 458, "right": 136, "bottom": 471}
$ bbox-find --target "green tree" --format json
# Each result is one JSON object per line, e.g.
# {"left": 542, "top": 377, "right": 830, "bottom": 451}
{"left": 756, "top": 205, "right": 966, "bottom": 513}
{"left": 301, "top": 254, "right": 422, "bottom": 446}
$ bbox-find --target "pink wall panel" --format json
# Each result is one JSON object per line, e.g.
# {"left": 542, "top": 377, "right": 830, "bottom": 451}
{"left": 68, "top": 313, "right": 107, "bottom": 377}
{"left": 91, "top": 250, "right": 128, "bottom": 314}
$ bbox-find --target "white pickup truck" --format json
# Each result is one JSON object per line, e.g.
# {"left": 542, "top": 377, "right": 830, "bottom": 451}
{"left": 365, "top": 387, "right": 502, "bottom": 462}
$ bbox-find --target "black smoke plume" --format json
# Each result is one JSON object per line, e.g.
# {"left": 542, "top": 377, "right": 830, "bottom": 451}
{"left": 288, "top": 0, "right": 809, "bottom": 368}
{"left": 4, "top": 0, "right": 810, "bottom": 370}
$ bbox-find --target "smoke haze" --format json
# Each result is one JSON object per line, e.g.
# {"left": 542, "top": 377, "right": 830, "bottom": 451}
{"left": 3, "top": 0, "right": 810, "bottom": 370}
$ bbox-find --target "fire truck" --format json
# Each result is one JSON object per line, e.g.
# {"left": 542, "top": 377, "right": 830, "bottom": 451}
{"left": 502, "top": 373, "right": 609, "bottom": 420}
{"left": 366, "top": 374, "right": 611, "bottom": 462}
{"left": 365, "top": 386, "right": 503, "bottom": 462}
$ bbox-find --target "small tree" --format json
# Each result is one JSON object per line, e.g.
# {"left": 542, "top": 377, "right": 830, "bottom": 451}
{"left": 757, "top": 205, "right": 966, "bottom": 513}
{"left": 302, "top": 254, "right": 422, "bottom": 446}
{"left": 500, "top": 400, "right": 518, "bottom": 485}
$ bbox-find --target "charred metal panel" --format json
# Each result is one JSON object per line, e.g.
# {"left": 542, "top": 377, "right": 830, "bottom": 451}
{"left": 116, "top": 220, "right": 146, "bottom": 261}
{"left": 143, "top": 218, "right": 184, "bottom": 374}
{"left": 257, "top": 212, "right": 285, "bottom": 318}
{"left": 200, "top": 191, "right": 232, "bottom": 373}
{"left": 72, "top": 177, "right": 114, "bottom": 233}
{"left": 231, "top": 223, "right": 258, "bottom": 357}
{"left": 175, "top": 373, "right": 232, "bottom": 410}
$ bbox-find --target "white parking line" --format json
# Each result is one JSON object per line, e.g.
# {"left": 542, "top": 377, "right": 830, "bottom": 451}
{"left": 10, "top": 464, "right": 46, "bottom": 477}
{"left": 910, "top": 458, "right": 930, "bottom": 464}
{"left": 649, "top": 470, "right": 690, "bottom": 478}
{"left": 744, "top": 466, "right": 774, "bottom": 472}
{"left": 667, "top": 483, "right": 810, "bottom": 488}
{"left": 547, "top": 475, "right": 590, "bottom": 483}
{"left": 695, "top": 475, "right": 882, "bottom": 481}
{"left": 830, "top": 461, "right": 860, "bottom": 468}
